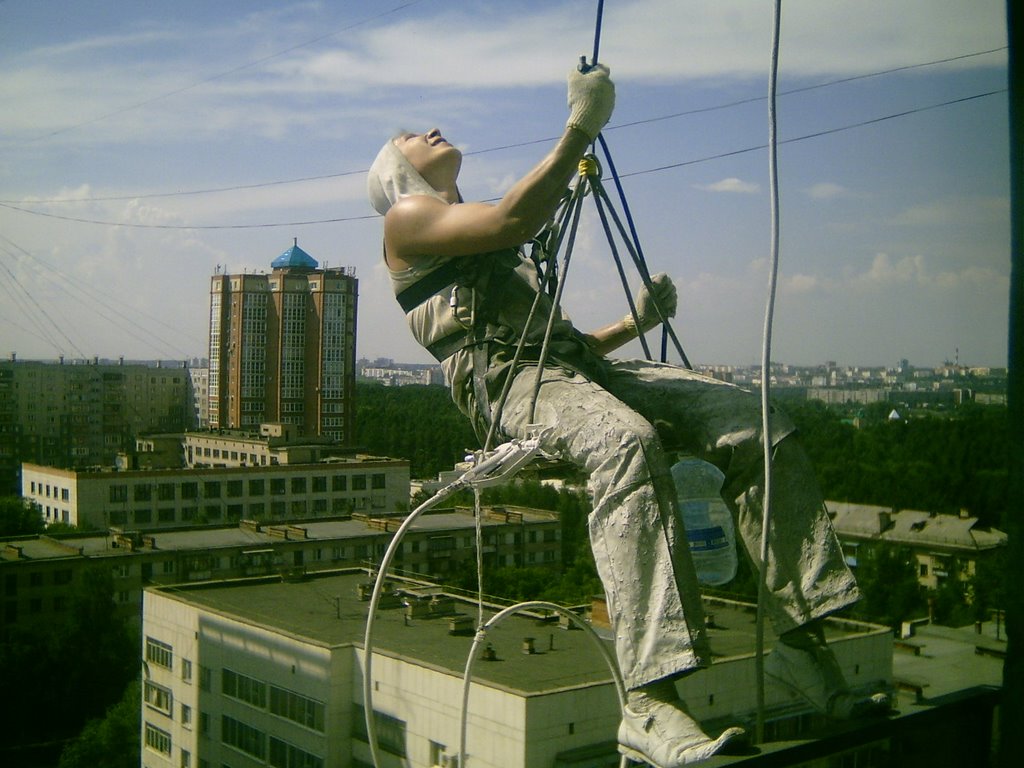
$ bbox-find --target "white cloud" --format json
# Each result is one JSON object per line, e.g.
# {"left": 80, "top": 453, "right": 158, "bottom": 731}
{"left": 696, "top": 177, "right": 759, "bottom": 194}
{"left": 807, "top": 182, "right": 847, "bottom": 199}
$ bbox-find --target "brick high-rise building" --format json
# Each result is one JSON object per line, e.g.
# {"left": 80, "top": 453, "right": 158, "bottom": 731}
{"left": 208, "top": 242, "right": 358, "bottom": 442}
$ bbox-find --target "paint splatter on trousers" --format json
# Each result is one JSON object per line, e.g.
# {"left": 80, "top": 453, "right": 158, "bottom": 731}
{"left": 492, "top": 357, "right": 860, "bottom": 690}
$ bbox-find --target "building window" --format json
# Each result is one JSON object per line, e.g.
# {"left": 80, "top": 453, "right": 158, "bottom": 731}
{"left": 332, "top": 475, "right": 347, "bottom": 492}
{"left": 181, "top": 703, "right": 192, "bottom": 728}
{"left": 146, "top": 637, "right": 173, "bottom": 669}
{"left": 144, "top": 722, "right": 172, "bottom": 756}
{"left": 430, "top": 741, "right": 448, "bottom": 767}
{"left": 352, "top": 475, "right": 367, "bottom": 491}
{"left": 134, "top": 509, "right": 152, "bottom": 524}
{"left": 134, "top": 485, "right": 152, "bottom": 502}
{"left": 158, "top": 483, "right": 176, "bottom": 501}
{"left": 180, "top": 749, "right": 191, "bottom": 768}
{"left": 290, "top": 477, "right": 307, "bottom": 494}
{"left": 182, "top": 659, "right": 193, "bottom": 682}
{"left": 227, "top": 480, "right": 243, "bottom": 498}
{"left": 158, "top": 508, "right": 176, "bottom": 523}
{"left": 269, "top": 736, "right": 324, "bottom": 768}
{"left": 352, "top": 705, "right": 407, "bottom": 757}
{"left": 53, "top": 569, "right": 72, "bottom": 585}
{"left": 371, "top": 474, "right": 386, "bottom": 490}
{"left": 204, "top": 481, "right": 221, "bottom": 499}
{"left": 222, "top": 715, "right": 265, "bottom": 759}
{"left": 249, "top": 479, "right": 265, "bottom": 496}
{"left": 269, "top": 686, "right": 325, "bottom": 732}
{"left": 312, "top": 476, "right": 327, "bottom": 493}
{"left": 222, "top": 668, "right": 266, "bottom": 708}
{"left": 181, "top": 482, "right": 199, "bottom": 499}
{"left": 271, "top": 478, "right": 286, "bottom": 495}
{"left": 109, "top": 485, "right": 128, "bottom": 503}
{"left": 144, "top": 681, "right": 173, "bottom": 715}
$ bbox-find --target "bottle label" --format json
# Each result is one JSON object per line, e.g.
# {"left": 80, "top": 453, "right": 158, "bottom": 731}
{"left": 686, "top": 526, "right": 728, "bottom": 552}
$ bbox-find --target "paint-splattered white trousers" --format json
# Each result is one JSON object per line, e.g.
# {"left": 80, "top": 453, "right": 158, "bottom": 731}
{"left": 493, "top": 358, "right": 860, "bottom": 691}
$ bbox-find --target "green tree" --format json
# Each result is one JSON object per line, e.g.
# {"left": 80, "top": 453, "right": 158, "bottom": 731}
{"left": 58, "top": 678, "right": 140, "bottom": 768}
{"left": 0, "top": 496, "right": 44, "bottom": 536}
{"left": 846, "top": 544, "right": 925, "bottom": 629}
{"left": 354, "top": 382, "right": 479, "bottom": 478}
{"left": 0, "top": 566, "right": 138, "bottom": 758}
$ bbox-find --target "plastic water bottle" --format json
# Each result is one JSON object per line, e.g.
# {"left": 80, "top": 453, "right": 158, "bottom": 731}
{"left": 671, "top": 457, "right": 737, "bottom": 586}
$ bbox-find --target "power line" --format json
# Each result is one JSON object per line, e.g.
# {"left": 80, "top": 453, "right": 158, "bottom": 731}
{"left": 0, "top": 87, "right": 1006, "bottom": 231}
{"left": 0, "top": 248, "right": 86, "bottom": 357}
{"left": 620, "top": 88, "right": 1006, "bottom": 179}
{"left": 0, "top": 233, "right": 196, "bottom": 358}
{"left": 1, "top": 46, "right": 1005, "bottom": 206}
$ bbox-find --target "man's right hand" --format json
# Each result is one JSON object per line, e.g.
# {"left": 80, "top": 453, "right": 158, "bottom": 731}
{"left": 566, "top": 62, "right": 615, "bottom": 141}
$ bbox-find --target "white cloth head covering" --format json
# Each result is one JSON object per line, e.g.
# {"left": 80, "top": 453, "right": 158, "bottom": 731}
{"left": 366, "top": 138, "right": 447, "bottom": 215}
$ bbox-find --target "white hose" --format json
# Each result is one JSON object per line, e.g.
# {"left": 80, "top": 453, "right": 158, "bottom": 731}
{"left": 457, "top": 600, "right": 627, "bottom": 768}
{"left": 755, "top": 0, "right": 784, "bottom": 745}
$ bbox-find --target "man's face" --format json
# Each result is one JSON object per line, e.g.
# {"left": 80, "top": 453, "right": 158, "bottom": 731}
{"left": 394, "top": 128, "right": 462, "bottom": 182}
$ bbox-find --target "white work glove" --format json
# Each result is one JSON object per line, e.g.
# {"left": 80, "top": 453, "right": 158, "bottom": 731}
{"left": 566, "top": 62, "right": 615, "bottom": 141}
{"left": 624, "top": 273, "right": 677, "bottom": 334}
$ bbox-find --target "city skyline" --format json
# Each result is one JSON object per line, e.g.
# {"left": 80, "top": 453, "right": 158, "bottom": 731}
{"left": 0, "top": 1, "right": 1011, "bottom": 369}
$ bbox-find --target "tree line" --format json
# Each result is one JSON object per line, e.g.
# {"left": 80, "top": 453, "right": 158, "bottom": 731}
{"left": 355, "top": 382, "right": 1010, "bottom": 627}
{"left": 356, "top": 382, "right": 1009, "bottom": 529}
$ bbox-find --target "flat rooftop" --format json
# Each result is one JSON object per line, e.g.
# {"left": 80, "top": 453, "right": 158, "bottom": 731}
{"left": 150, "top": 569, "right": 876, "bottom": 696}
{"left": 1, "top": 507, "right": 558, "bottom": 563}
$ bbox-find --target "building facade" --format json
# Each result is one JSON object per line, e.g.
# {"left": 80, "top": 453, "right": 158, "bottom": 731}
{"left": 0, "top": 357, "right": 194, "bottom": 494}
{"left": 140, "top": 571, "right": 893, "bottom": 768}
{"left": 21, "top": 455, "right": 409, "bottom": 530}
{"left": 208, "top": 242, "right": 358, "bottom": 443}
{"left": 1, "top": 506, "right": 561, "bottom": 634}
{"left": 827, "top": 501, "right": 1008, "bottom": 590}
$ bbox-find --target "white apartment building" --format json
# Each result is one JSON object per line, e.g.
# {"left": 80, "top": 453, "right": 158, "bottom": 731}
{"left": 141, "top": 571, "right": 893, "bottom": 768}
{"left": 21, "top": 455, "right": 409, "bottom": 530}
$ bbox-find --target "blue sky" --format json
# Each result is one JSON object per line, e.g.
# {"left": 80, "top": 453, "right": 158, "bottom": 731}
{"left": 0, "top": 0, "right": 1009, "bottom": 369}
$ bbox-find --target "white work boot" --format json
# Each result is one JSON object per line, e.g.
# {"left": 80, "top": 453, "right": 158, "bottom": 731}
{"left": 617, "top": 681, "right": 746, "bottom": 766}
{"left": 765, "top": 624, "right": 890, "bottom": 719}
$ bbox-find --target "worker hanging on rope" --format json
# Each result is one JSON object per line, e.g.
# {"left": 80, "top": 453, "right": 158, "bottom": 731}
{"left": 367, "top": 61, "right": 888, "bottom": 767}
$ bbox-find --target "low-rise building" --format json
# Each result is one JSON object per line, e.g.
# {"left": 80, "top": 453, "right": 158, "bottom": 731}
{"left": 0, "top": 506, "right": 560, "bottom": 632}
{"left": 140, "top": 570, "right": 893, "bottom": 768}
{"left": 21, "top": 454, "right": 410, "bottom": 529}
{"left": 827, "top": 501, "right": 1007, "bottom": 590}
{"left": 182, "top": 423, "right": 347, "bottom": 469}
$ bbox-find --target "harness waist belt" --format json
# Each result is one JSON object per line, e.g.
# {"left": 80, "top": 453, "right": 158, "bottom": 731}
{"left": 395, "top": 260, "right": 462, "bottom": 313}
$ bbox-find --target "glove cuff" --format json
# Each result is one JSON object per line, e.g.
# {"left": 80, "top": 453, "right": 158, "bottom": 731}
{"left": 566, "top": 121, "right": 599, "bottom": 142}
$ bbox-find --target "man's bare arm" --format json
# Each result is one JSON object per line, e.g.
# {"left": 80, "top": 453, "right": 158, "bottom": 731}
{"left": 385, "top": 127, "right": 591, "bottom": 266}
{"left": 581, "top": 317, "right": 639, "bottom": 357}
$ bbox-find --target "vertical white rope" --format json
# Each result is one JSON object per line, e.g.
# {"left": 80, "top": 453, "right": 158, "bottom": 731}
{"left": 755, "top": 0, "right": 784, "bottom": 744}
{"left": 473, "top": 486, "right": 486, "bottom": 628}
